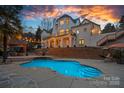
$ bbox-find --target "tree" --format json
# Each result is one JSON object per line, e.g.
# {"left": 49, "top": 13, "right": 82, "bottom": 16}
{"left": 35, "top": 26, "right": 43, "bottom": 41}
{"left": 0, "top": 5, "right": 23, "bottom": 63}
{"left": 119, "top": 15, "right": 124, "bottom": 30}
{"left": 102, "top": 23, "right": 116, "bottom": 34}
{"left": 41, "top": 18, "right": 54, "bottom": 33}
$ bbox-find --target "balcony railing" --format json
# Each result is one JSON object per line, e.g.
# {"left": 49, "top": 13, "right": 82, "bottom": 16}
{"left": 97, "top": 30, "right": 124, "bottom": 46}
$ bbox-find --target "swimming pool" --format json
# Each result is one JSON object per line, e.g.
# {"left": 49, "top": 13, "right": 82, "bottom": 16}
{"left": 20, "top": 59, "right": 102, "bottom": 78}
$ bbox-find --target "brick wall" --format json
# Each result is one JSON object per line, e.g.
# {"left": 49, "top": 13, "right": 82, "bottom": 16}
{"left": 45, "top": 47, "right": 104, "bottom": 59}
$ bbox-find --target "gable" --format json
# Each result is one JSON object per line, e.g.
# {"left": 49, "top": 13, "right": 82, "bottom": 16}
{"left": 56, "top": 14, "right": 79, "bottom": 25}
{"left": 82, "top": 19, "right": 90, "bottom": 24}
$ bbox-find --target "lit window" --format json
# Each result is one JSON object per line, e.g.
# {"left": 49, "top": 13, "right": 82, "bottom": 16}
{"left": 79, "top": 39, "right": 85, "bottom": 45}
{"left": 92, "top": 28, "right": 99, "bottom": 35}
{"left": 66, "top": 17, "right": 69, "bottom": 24}
{"left": 66, "top": 29, "right": 69, "bottom": 34}
{"left": 98, "top": 31, "right": 101, "bottom": 34}
{"left": 60, "top": 20, "right": 64, "bottom": 25}
{"left": 76, "top": 30, "right": 79, "bottom": 34}
{"left": 59, "top": 29, "right": 65, "bottom": 35}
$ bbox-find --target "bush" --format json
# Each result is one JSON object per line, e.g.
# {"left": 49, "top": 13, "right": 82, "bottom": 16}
{"left": 112, "top": 50, "right": 121, "bottom": 59}
{"left": 0, "top": 48, "right": 3, "bottom": 56}
{"left": 112, "top": 49, "right": 124, "bottom": 64}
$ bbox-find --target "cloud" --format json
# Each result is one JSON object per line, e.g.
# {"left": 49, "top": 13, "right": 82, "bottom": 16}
{"left": 22, "top": 5, "right": 124, "bottom": 24}
{"left": 22, "top": 6, "right": 60, "bottom": 20}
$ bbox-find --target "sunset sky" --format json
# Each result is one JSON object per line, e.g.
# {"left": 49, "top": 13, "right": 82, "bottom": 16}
{"left": 21, "top": 5, "right": 124, "bottom": 32}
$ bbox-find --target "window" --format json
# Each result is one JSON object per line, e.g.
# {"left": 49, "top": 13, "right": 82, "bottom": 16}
{"left": 98, "top": 31, "right": 101, "bottom": 34}
{"left": 91, "top": 28, "right": 99, "bottom": 35}
{"left": 66, "top": 17, "right": 69, "bottom": 24}
{"left": 66, "top": 29, "right": 69, "bottom": 34}
{"left": 60, "top": 20, "right": 64, "bottom": 25}
{"left": 91, "top": 25, "right": 100, "bottom": 35}
{"left": 79, "top": 39, "right": 85, "bottom": 45}
{"left": 76, "top": 30, "right": 79, "bottom": 34}
{"left": 84, "top": 28, "right": 87, "bottom": 32}
{"left": 55, "top": 24, "right": 58, "bottom": 29}
{"left": 59, "top": 29, "right": 65, "bottom": 35}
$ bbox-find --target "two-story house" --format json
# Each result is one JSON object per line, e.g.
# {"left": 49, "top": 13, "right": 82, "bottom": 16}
{"left": 42, "top": 14, "right": 101, "bottom": 48}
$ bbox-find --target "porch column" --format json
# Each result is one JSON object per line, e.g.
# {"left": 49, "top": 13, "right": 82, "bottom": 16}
{"left": 53, "top": 39, "right": 56, "bottom": 48}
{"left": 60, "top": 38, "right": 63, "bottom": 48}
{"left": 69, "top": 37, "right": 72, "bottom": 47}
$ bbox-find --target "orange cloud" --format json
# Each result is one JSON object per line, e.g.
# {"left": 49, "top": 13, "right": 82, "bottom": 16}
{"left": 42, "top": 6, "right": 119, "bottom": 22}
{"left": 24, "top": 6, "right": 119, "bottom": 23}
{"left": 79, "top": 6, "right": 119, "bottom": 22}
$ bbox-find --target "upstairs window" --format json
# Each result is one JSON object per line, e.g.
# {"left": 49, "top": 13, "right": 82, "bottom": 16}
{"left": 60, "top": 20, "right": 64, "bottom": 25}
{"left": 66, "top": 29, "right": 69, "bottom": 34}
{"left": 59, "top": 29, "right": 65, "bottom": 35}
{"left": 66, "top": 17, "right": 69, "bottom": 25}
{"left": 91, "top": 28, "right": 99, "bottom": 35}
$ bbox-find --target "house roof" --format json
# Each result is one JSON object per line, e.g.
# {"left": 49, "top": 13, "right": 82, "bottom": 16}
{"left": 56, "top": 14, "right": 100, "bottom": 28}
{"left": 81, "top": 19, "right": 100, "bottom": 26}
{"left": 56, "top": 14, "right": 80, "bottom": 24}
{"left": 71, "top": 18, "right": 100, "bottom": 29}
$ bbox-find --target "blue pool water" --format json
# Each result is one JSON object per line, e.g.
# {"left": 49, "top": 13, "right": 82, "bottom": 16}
{"left": 20, "top": 59, "right": 102, "bottom": 78}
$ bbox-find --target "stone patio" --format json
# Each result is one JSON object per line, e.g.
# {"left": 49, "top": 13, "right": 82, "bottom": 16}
{"left": 0, "top": 58, "right": 124, "bottom": 88}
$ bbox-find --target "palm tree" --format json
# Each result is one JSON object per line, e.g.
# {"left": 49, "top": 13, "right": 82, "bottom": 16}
{"left": 0, "top": 5, "right": 23, "bottom": 63}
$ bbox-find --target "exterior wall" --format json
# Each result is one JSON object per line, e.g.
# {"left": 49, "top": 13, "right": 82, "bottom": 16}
{"left": 41, "top": 30, "right": 51, "bottom": 40}
{"left": 42, "top": 18, "right": 103, "bottom": 48}
{"left": 53, "top": 16, "right": 75, "bottom": 36}
{"left": 72, "top": 22, "right": 101, "bottom": 47}
{"left": 41, "top": 15, "right": 113, "bottom": 48}
{"left": 43, "top": 28, "right": 124, "bottom": 48}
{"left": 89, "top": 32, "right": 119, "bottom": 46}
{"left": 52, "top": 23, "right": 58, "bottom": 36}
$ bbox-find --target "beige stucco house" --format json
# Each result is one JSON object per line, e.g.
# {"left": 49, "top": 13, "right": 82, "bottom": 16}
{"left": 41, "top": 14, "right": 101, "bottom": 48}
{"left": 41, "top": 14, "right": 124, "bottom": 48}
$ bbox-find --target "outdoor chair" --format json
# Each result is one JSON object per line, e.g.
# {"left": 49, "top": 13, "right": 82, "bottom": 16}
{"left": 104, "top": 53, "right": 114, "bottom": 62}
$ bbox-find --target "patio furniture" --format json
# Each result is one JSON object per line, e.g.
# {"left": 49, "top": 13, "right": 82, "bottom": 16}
{"left": 103, "top": 53, "right": 114, "bottom": 62}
